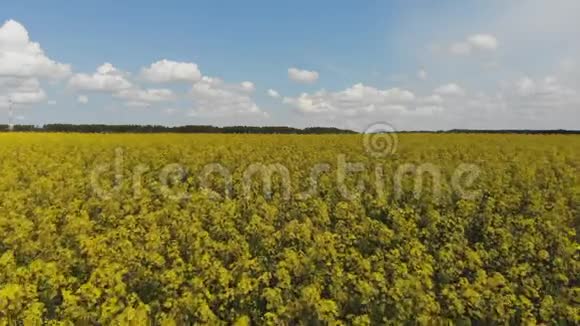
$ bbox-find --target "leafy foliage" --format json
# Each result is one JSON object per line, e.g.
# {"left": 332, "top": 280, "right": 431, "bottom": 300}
{"left": 0, "top": 133, "right": 577, "bottom": 324}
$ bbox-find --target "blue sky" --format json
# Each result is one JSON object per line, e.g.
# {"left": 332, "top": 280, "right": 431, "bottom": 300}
{"left": 1, "top": 0, "right": 579, "bottom": 130}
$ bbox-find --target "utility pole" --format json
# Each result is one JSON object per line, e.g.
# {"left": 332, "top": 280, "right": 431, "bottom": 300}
{"left": 8, "top": 98, "right": 14, "bottom": 131}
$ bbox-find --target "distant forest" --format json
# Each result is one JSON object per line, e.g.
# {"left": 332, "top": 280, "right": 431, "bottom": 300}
{"left": 0, "top": 124, "right": 578, "bottom": 134}
{"left": 0, "top": 124, "right": 357, "bottom": 134}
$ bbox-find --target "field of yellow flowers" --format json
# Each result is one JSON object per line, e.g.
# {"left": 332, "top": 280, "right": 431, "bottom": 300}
{"left": 0, "top": 133, "right": 578, "bottom": 324}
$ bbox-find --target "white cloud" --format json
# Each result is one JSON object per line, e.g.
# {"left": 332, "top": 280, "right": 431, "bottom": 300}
{"left": 240, "top": 81, "right": 255, "bottom": 92}
{"left": 141, "top": 59, "right": 202, "bottom": 83}
{"left": 69, "top": 63, "right": 132, "bottom": 92}
{"left": 0, "top": 20, "right": 71, "bottom": 79}
{"left": 69, "top": 62, "right": 179, "bottom": 108}
{"left": 0, "top": 77, "right": 46, "bottom": 105}
{"left": 283, "top": 83, "right": 416, "bottom": 116}
{"left": 468, "top": 34, "right": 498, "bottom": 51}
{"left": 406, "top": 105, "right": 444, "bottom": 117}
{"left": 9, "top": 88, "right": 46, "bottom": 104}
{"left": 510, "top": 76, "right": 577, "bottom": 108}
{"left": 163, "top": 108, "right": 178, "bottom": 115}
{"left": 124, "top": 101, "right": 151, "bottom": 108}
{"left": 0, "top": 20, "right": 67, "bottom": 109}
{"left": 516, "top": 77, "right": 536, "bottom": 96}
{"left": 77, "top": 95, "right": 88, "bottom": 104}
{"left": 267, "top": 89, "right": 280, "bottom": 98}
{"left": 421, "top": 94, "right": 443, "bottom": 104}
{"left": 288, "top": 67, "right": 319, "bottom": 83}
{"left": 282, "top": 73, "right": 580, "bottom": 131}
{"left": 115, "top": 88, "right": 174, "bottom": 103}
{"left": 449, "top": 34, "right": 498, "bottom": 55}
{"left": 417, "top": 69, "right": 428, "bottom": 80}
{"left": 189, "top": 76, "right": 265, "bottom": 117}
{"left": 280, "top": 83, "right": 470, "bottom": 131}
{"left": 450, "top": 42, "right": 472, "bottom": 55}
{"left": 434, "top": 83, "right": 465, "bottom": 96}
{"left": 424, "top": 76, "right": 580, "bottom": 130}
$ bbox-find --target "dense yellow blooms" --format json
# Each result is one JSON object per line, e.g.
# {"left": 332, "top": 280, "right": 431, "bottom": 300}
{"left": 0, "top": 133, "right": 578, "bottom": 324}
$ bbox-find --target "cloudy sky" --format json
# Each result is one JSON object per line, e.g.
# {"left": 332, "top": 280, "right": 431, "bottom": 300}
{"left": 1, "top": 0, "right": 579, "bottom": 131}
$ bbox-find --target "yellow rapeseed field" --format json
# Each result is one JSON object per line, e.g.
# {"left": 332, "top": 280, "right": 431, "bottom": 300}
{"left": 0, "top": 133, "right": 578, "bottom": 324}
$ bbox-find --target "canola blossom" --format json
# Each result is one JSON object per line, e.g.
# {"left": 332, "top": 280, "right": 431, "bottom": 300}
{"left": 0, "top": 133, "right": 578, "bottom": 324}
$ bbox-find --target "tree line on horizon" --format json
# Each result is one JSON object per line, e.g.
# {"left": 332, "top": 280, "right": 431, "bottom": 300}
{"left": 0, "top": 124, "right": 357, "bottom": 134}
{"left": 0, "top": 124, "right": 578, "bottom": 134}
